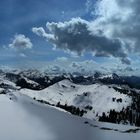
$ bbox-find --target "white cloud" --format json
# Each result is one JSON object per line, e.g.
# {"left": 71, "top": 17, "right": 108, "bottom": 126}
{"left": 9, "top": 34, "right": 32, "bottom": 50}
{"left": 32, "top": 27, "right": 55, "bottom": 40}
{"left": 93, "top": 0, "right": 140, "bottom": 54}
{"left": 70, "top": 60, "right": 99, "bottom": 74}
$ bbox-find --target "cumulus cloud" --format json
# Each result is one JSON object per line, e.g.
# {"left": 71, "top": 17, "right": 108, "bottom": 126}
{"left": 32, "top": 18, "right": 130, "bottom": 64}
{"left": 32, "top": 27, "right": 55, "bottom": 40}
{"left": 111, "top": 66, "right": 138, "bottom": 75}
{"left": 51, "top": 65, "right": 61, "bottom": 72}
{"left": 70, "top": 60, "right": 99, "bottom": 74}
{"left": 9, "top": 34, "right": 32, "bottom": 50}
{"left": 93, "top": 0, "right": 140, "bottom": 54}
{"left": 71, "top": 62, "right": 83, "bottom": 69}
{"left": 33, "top": 0, "right": 140, "bottom": 65}
{"left": 46, "top": 65, "right": 66, "bottom": 74}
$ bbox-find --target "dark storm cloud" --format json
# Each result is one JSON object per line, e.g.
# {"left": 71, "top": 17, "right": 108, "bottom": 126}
{"left": 32, "top": 18, "right": 130, "bottom": 64}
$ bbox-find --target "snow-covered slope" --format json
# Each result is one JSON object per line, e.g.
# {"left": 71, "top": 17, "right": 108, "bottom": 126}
{"left": 0, "top": 90, "right": 140, "bottom": 140}
{"left": 20, "top": 79, "right": 131, "bottom": 120}
{"left": 0, "top": 76, "right": 19, "bottom": 91}
{"left": 0, "top": 92, "right": 101, "bottom": 140}
{"left": 0, "top": 94, "right": 53, "bottom": 140}
{"left": 0, "top": 77, "right": 16, "bottom": 88}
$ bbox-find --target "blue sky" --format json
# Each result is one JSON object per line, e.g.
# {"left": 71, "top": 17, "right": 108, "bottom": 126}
{"left": 0, "top": 0, "right": 140, "bottom": 75}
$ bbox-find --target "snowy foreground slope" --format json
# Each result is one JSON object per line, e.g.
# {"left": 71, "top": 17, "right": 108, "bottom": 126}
{"left": 20, "top": 79, "right": 131, "bottom": 120}
{"left": 0, "top": 92, "right": 140, "bottom": 140}
{"left": 1, "top": 71, "right": 140, "bottom": 139}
